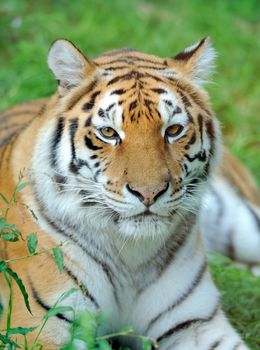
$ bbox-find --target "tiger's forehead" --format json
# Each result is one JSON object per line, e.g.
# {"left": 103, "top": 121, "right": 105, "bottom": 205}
{"left": 91, "top": 85, "right": 185, "bottom": 133}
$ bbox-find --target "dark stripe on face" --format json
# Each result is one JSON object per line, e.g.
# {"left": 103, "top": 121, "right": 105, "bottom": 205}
{"left": 208, "top": 339, "right": 223, "bottom": 350}
{"left": 184, "top": 132, "right": 196, "bottom": 150}
{"left": 129, "top": 100, "right": 137, "bottom": 112}
{"left": 107, "top": 72, "right": 144, "bottom": 86}
{"left": 82, "top": 90, "right": 101, "bottom": 112}
{"left": 69, "top": 118, "right": 79, "bottom": 173}
{"left": 29, "top": 279, "right": 71, "bottom": 324}
{"left": 111, "top": 89, "right": 126, "bottom": 95}
{"left": 67, "top": 80, "right": 97, "bottom": 111}
{"left": 177, "top": 90, "right": 192, "bottom": 107}
{"left": 184, "top": 149, "right": 207, "bottom": 162}
{"left": 63, "top": 265, "right": 100, "bottom": 309}
{"left": 85, "top": 135, "right": 103, "bottom": 150}
{"left": 106, "top": 103, "right": 116, "bottom": 112}
{"left": 156, "top": 303, "right": 219, "bottom": 343}
{"left": 51, "top": 117, "right": 65, "bottom": 168}
{"left": 98, "top": 108, "right": 106, "bottom": 118}
{"left": 84, "top": 117, "right": 92, "bottom": 127}
{"left": 198, "top": 114, "right": 204, "bottom": 146}
{"left": 152, "top": 88, "right": 167, "bottom": 94}
{"left": 104, "top": 65, "right": 129, "bottom": 71}
{"left": 145, "top": 260, "right": 207, "bottom": 332}
{"left": 233, "top": 343, "right": 243, "bottom": 350}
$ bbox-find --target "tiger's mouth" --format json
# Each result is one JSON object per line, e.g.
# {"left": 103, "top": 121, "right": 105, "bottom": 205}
{"left": 113, "top": 209, "right": 176, "bottom": 224}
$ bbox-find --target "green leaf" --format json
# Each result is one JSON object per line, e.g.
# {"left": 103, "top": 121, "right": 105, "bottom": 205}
{"left": 58, "top": 288, "right": 78, "bottom": 304}
{"left": 52, "top": 247, "right": 64, "bottom": 272}
{"left": 0, "top": 334, "right": 20, "bottom": 348}
{"left": 97, "top": 339, "right": 112, "bottom": 350}
{"left": 142, "top": 338, "right": 152, "bottom": 350}
{"left": 44, "top": 306, "right": 74, "bottom": 319}
{"left": 26, "top": 233, "right": 38, "bottom": 254}
{"left": 7, "top": 326, "right": 37, "bottom": 336}
{"left": 15, "top": 182, "right": 31, "bottom": 193}
{"left": 5, "top": 267, "right": 32, "bottom": 314}
{"left": 23, "top": 335, "right": 29, "bottom": 350}
{"left": 0, "top": 260, "right": 6, "bottom": 272}
{"left": 0, "top": 217, "right": 6, "bottom": 227}
{"left": 1, "top": 231, "right": 19, "bottom": 242}
{"left": 0, "top": 193, "right": 9, "bottom": 204}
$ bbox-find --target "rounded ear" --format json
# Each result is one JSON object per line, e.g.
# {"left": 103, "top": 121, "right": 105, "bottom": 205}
{"left": 172, "top": 37, "right": 217, "bottom": 85}
{"left": 47, "top": 39, "right": 95, "bottom": 95}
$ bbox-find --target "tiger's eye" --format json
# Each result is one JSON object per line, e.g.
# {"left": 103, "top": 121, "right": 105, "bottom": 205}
{"left": 165, "top": 124, "right": 184, "bottom": 138}
{"left": 99, "top": 127, "right": 118, "bottom": 139}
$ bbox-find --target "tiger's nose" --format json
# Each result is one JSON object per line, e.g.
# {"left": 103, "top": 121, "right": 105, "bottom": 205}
{"left": 126, "top": 183, "right": 169, "bottom": 206}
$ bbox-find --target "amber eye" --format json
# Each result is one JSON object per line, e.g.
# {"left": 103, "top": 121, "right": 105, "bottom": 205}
{"left": 99, "top": 127, "right": 119, "bottom": 140}
{"left": 165, "top": 124, "right": 184, "bottom": 138}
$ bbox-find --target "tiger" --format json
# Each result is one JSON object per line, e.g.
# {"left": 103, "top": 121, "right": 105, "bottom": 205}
{"left": 0, "top": 36, "right": 259, "bottom": 350}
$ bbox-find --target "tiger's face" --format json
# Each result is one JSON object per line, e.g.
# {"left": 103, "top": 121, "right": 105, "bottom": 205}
{"left": 41, "top": 38, "right": 219, "bottom": 239}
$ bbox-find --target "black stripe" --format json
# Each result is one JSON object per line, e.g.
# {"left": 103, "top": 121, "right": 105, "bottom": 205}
{"left": 152, "top": 88, "right": 167, "bottom": 94}
{"left": 107, "top": 72, "right": 144, "bottom": 86}
{"left": 51, "top": 117, "right": 65, "bottom": 168}
{"left": 233, "top": 342, "right": 243, "bottom": 350}
{"left": 156, "top": 304, "right": 219, "bottom": 343}
{"left": 82, "top": 90, "right": 101, "bottom": 112}
{"left": 85, "top": 135, "right": 103, "bottom": 150}
{"left": 69, "top": 118, "right": 80, "bottom": 173}
{"left": 177, "top": 89, "right": 192, "bottom": 107}
{"left": 63, "top": 265, "right": 100, "bottom": 309}
{"left": 245, "top": 202, "right": 260, "bottom": 232}
{"left": 111, "top": 89, "right": 126, "bottom": 95}
{"left": 69, "top": 118, "right": 78, "bottom": 159}
{"left": 29, "top": 279, "right": 72, "bottom": 324}
{"left": 33, "top": 195, "right": 120, "bottom": 304}
{"left": 184, "top": 132, "right": 196, "bottom": 150}
{"left": 145, "top": 260, "right": 207, "bottom": 332}
{"left": 184, "top": 151, "right": 207, "bottom": 162}
{"left": 208, "top": 338, "right": 223, "bottom": 350}
{"left": 138, "top": 214, "right": 196, "bottom": 294}
{"left": 104, "top": 65, "right": 129, "bottom": 71}
{"left": 67, "top": 80, "right": 97, "bottom": 110}
{"left": 106, "top": 103, "right": 116, "bottom": 112}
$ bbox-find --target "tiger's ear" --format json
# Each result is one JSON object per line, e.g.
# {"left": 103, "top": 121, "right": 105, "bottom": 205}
{"left": 172, "top": 37, "right": 216, "bottom": 85}
{"left": 48, "top": 39, "right": 95, "bottom": 95}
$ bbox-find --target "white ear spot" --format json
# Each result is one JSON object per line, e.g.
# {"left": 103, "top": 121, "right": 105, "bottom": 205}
{"left": 174, "top": 37, "right": 217, "bottom": 85}
{"left": 48, "top": 39, "right": 87, "bottom": 89}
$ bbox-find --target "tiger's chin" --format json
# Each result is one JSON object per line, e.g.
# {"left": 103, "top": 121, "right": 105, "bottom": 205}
{"left": 116, "top": 213, "right": 177, "bottom": 240}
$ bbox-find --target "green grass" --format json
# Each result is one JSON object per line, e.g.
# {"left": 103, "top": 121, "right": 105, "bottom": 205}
{"left": 0, "top": 0, "right": 260, "bottom": 349}
{"left": 209, "top": 255, "right": 260, "bottom": 349}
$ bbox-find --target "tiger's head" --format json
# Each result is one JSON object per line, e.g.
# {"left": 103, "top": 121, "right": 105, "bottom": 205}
{"left": 33, "top": 38, "right": 220, "bottom": 240}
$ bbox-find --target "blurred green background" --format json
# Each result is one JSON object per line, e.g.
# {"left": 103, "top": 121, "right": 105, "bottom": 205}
{"left": 0, "top": 1, "right": 260, "bottom": 348}
{"left": 0, "top": 0, "right": 259, "bottom": 183}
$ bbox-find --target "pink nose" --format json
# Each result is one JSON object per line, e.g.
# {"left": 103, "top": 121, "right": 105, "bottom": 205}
{"left": 126, "top": 183, "right": 169, "bottom": 206}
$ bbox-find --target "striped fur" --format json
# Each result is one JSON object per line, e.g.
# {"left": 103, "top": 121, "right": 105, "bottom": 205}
{"left": 0, "top": 37, "right": 258, "bottom": 349}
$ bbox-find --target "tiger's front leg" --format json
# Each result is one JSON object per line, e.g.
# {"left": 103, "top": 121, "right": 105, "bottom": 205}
{"left": 157, "top": 311, "right": 248, "bottom": 350}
